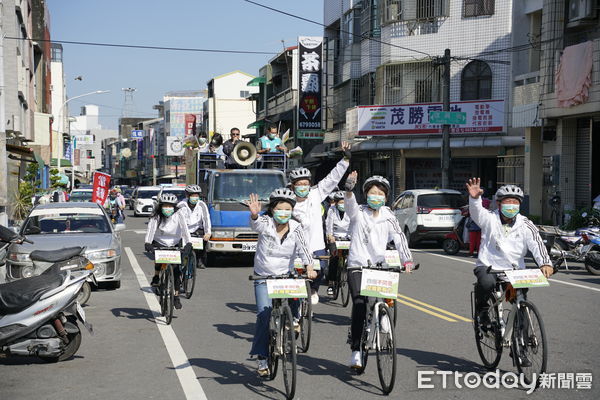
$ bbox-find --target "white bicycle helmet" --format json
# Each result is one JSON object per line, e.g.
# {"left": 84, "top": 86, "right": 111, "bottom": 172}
{"left": 158, "top": 193, "right": 179, "bottom": 205}
{"left": 495, "top": 185, "right": 524, "bottom": 202}
{"left": 289, "top": 168, "right": 312, "bottom": 183}
{"left": 185, "top": 184, "right": 202, "bottom": 194}
{"left": 333, "top": 191, "right": 345, "bottom": 201}
{"left": 362, "top": 176, "right": 391, "bottom": 195}
{"left": 269, "top": 188, "right": 297, "bottom": 207}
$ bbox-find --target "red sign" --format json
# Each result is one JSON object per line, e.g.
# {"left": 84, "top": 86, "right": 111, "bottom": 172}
{"left": 91, "top": 172, "right": 111, "bottom": 205}
{"left": 185, "top": 114, "right": 196, "bottom": 136}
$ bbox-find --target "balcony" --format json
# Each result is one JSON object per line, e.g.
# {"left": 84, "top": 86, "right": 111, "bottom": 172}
{"left": 512, "top": 71, "right": 541, "bottom": 128}
{"left": 267, "top": 88, "right": 297, "bottom": 117}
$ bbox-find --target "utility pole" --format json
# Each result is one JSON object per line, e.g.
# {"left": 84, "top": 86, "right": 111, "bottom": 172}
{"left": 441, "top": 48, "right": 451, "bottom": 189}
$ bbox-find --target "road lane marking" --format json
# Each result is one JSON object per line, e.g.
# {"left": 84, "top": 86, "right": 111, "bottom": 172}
{"left": 413, "top": 249, "right": 600, "bottom": 293}
{"left": 395, "top": 299, "right": 457, "bottom": 322}
{"left": 125, "top": 247, "right": 208, "bottom": 400}
{"left": 397, "top": 293, "right": 472, "bottom": 322}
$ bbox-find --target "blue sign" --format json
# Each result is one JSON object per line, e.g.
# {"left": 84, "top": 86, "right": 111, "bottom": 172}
{"left": 131, "top": 129, "right": 144, "bottom": 138}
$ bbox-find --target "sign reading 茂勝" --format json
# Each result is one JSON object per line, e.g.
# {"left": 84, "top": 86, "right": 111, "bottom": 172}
{"left": 297, "top": 36, "right": 323, "bottom": 132}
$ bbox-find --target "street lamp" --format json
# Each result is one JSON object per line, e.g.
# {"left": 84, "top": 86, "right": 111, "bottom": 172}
{"left": 55, "top": 90, "right": 109, "bottom": 189}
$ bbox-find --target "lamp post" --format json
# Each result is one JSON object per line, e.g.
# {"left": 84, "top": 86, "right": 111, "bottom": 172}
{"left": 56, "top": 90, "right": 109, "bottom": 188}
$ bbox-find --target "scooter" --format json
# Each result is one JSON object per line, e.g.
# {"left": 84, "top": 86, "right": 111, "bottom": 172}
{"left": 442, "top": 207, "right": 469, "bottom": 255}
{"left": 538, "top": 223, "right": 600, "bottom": 275}
{"left": 0, "top": 230, "right": 95, "bottom": 362}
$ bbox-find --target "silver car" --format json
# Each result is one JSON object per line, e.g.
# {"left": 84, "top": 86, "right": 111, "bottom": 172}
{"left": 6, "top": 202, "right": 124, "bottom": 289}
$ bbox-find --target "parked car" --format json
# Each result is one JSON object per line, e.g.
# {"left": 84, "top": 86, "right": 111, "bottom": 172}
{"left": 69, "top": 188, "right": 93, "bottom": 202}
{"left": 122, "top": 186, "right": 135, "bottom": 207}
{"left": 133, "top": 186, "right": 161, "bottom": 217}
{"left": 129, "top": 187, "right": 138, "bottom": 210}
{"left": 392, "top": 189, "right": 466, "bottom": 246}
{"left": 6, "top": 202, "right": 124, "bottom": 289}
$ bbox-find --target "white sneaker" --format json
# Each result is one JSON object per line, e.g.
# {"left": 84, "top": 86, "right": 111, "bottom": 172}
{"left": 310, "top": 291, "right": 319, "bottom": 305}
{"left": 380, "top": 316, "right": 391, "bottom": 334}
{"left": 293, "top": 318, "right": 301, "bottom": 333}
{"left": 349, "top": 351, "right": 362, "bottom": 369}
{"left": 257, "top": 358, "right": 269, "bottom": 377}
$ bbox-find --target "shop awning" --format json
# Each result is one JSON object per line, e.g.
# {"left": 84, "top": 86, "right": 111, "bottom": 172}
{"left": 352, "top": 135, "right": 525, "bottom": 152}
{"left": 6, "top": 143, "right": 34, "bottom": 157}
{"left": 247, "top": 120, "right": 265, "bottom": 129}
{"left": 247, "top": 76, "right": 266, "bottom": 86}
{"left": 50, "top": 158, "right": 73, "bottom": 168}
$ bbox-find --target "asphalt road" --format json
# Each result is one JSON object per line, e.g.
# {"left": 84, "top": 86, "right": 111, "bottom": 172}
{"left": 1, "top": 209, "right": 599, "bottom": 399}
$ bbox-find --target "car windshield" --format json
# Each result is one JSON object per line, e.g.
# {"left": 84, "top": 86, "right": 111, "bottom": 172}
{"left": 417, "top": 193, "right": 466, "bottom": 208}
{"left": 162, "top": 190, "right": 187, "bottom": 202}
{"left": 137, "top": 190, "right": 160, "bottom": 199}
{"left": 213, "top": 173, "right": 284, "bottom": 202}
{"left": 70, "top": 192, "right": 92, "bottom": 201}
{"left": 22, "top": 213, "right": 111, "bottom": 234}
{"left": 124, "top": 189, "right": 134, "bottom": 196}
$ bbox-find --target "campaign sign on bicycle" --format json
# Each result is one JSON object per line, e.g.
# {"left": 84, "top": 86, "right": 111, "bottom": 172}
{"left": 504, "top": 269, "right": 549, "bottom": 288}
{"left": 294, "top": 257, "right": 320, "bottom": 270}
{"left": 360, "top": 269, "right": 400, "bottom": 299}
{"left": 266, "top": 279, "right": 308, "bottom": 299}
{"left": 154, "top": 250, "right": 181, "bottom": 264}
{"left": 190, "top": 237, "right": 204, "bottom": 250}
{"left": 336, "top": 240, "right": 351, "bottom": 250}
{"left": 385, "top": 250, "right": 401, "bottom": 267}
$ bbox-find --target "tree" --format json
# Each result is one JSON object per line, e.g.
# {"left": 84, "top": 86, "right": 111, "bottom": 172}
{"left": 12, "top": 162, "right": 41, "bottom": 221}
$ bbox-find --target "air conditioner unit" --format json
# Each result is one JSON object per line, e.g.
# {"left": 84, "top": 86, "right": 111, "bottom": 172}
{"left": 568, "top": 0, "right": 594, "bottom": 22}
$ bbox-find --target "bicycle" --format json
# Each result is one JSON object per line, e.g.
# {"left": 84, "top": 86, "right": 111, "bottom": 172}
{"left": 351, "top": 261, "right": 419, "bottom": 395}
{"left": 331, "top": 237, "right": 351, "bottom": 307}
{"left": 471, "top": 267, "right": 549, "bottom": 385}
{"left": 153, "top": 245, "right": 182, "bottom": 325}
{"left": 292, "top": 266, "right": 313, "bottom": 353}
{"left": 250, "top": 273, "right": 306, "bottom": 400}
{"left": 180, "top": 238, "right": 202, "bottom": 299}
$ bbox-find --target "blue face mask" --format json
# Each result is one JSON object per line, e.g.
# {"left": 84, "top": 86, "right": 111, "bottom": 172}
{"left": 294, "top": 185, "right": 310, "bottom": 198}
{"left": 367, "top": 195, "right": 385, "bottom": 210}
{"left": 189, "top": 196, "right": 199, "bottom": 205}
{"left": 268, "top": 133, "right": 276, "bottom": 140}
{"left": 161, "top": 207, "right": 175, "bottom": 217}
{"left": 273, "top": 210, "right": 292, "bottom": 224}
{"left": 501, "top": 204, "right": 520, "bottom": 219}
{"left": 337, "top": 204, "right": 345, "bottom": 212}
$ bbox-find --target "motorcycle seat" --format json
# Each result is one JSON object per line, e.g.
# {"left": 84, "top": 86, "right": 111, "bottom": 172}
{"left": 29, "top": 246, "right": 83, "bottom": 263}
{"left": 0, "top": 264, "right": 66, "bottom": 315}
{"left": 557, "top": 229, "right": 578, "bottom": 237}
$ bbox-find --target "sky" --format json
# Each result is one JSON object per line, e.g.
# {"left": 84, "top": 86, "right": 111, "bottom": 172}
{"left": 47, "top": 0, "right": 324, "bottom": 129}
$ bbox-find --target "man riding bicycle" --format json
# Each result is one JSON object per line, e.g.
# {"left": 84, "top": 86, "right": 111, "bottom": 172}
{"left": 325, "top": 190, "right": 351, "bottom": 296}
{"left": 177, "top": 185, "right": 211, "bottom": 268}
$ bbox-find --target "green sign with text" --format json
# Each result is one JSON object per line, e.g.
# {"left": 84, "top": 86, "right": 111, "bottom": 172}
{"left": 428, "top": 111, "right": 467, "bottom": 125}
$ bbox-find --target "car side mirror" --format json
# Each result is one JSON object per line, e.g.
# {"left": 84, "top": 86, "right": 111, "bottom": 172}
{"left": 114, "top": 223, "right": 126, "bottom": 232}
{"left": 151, "top": 196, "right": 157, "bottom": 200}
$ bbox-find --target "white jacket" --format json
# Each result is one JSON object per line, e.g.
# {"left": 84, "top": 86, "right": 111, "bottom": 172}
{"left": 176, "top": 200, "right": 211, "bottom": 235}
{"left": 250, "top": 216, "right": 313, "bottom": 277}
{"left": 325, "top": 206, "right": 351, "bottom": 238}
{"left": 292, "top": 158, "right": 349, "bottom": 252}
{"left": 469, "top": 196, "right": 551, "bottom": 271}
{"left": 345, "top": 193, "right": 412, "bottom": 268}
{"left": 144, "top": 210, "right": 192, "bottom": 247}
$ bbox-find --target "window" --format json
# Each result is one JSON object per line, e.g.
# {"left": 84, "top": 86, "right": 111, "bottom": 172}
{"left": 342, "top": 8, "right": 362, "bottom": 47}
{"left": 361, "top": 0, "right": 381, "bottom": 38}
{"left": 417, "top": 0, "right": 447, "bottom": 19}
{"left": 461, "top": 61, "right": 492, "bottom": 100}
{"left": 240, "top": 90, "right": 250, "bottom": 98}
{"left": 415, "top": 79, "right": 433, "bottom": 103}
{"left": 463, "top": 0, "right": 494, "bottom": 17}
{"left": 382, "top": 0, "right": 402, "bottom": 24}
{"left": 86, "top": 150, "right": 93, "bottom": 159}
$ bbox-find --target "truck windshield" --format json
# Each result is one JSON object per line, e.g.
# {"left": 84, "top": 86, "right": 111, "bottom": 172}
{"left": 213, "top": 173, "right": 284, "bottom": 202}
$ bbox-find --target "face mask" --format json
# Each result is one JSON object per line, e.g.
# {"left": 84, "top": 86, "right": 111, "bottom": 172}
{"left": 367, "top": 194, "right": 385, "bottom": 210}
{"left": 268, "top": 133, "right": 276, "bottom": 140}
{"left": 189, "top": 196, "right": 199, "bottom": 205}
{"left": 294, "top": 185, "right": 310, "bottom": 198}
{"left": 337, "top": 204, "right": 345, "bottom": 212}
{"left": 501, "top": 204, "right": 520, "bottom": 219}
{"left": 273, "top": 210, "right": 292, "bottom": 224}
{"left": 161, "top": 207, "right": 175, "bottom": 217}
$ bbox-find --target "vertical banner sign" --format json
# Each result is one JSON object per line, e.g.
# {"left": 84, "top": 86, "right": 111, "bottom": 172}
{"left": 184, "top": 114, "right": 196, "bottom": 136}
{"left": 63, "top": 137, "right": 71, "bottom": 160}
{"left": 149, "top": 127, "right": 155, "bottom": 156}
{"left": 137, "top": 139, "right": 144, "bottom": 161}
{"left": 74, "top": 149, "right": 81, "bottom": 166}
{"left": 298, "top": 36, "right": 323, "bottom": 131}
{"left": 91, "top": 171, "right": 111, "bottom": 205}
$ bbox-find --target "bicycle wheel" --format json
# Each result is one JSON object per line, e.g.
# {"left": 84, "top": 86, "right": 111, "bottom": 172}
{"left": 340, "top": 258, "right": 350, "bottom": 308}
{"left": 298, "top": 288, "right": 312, "bottom": 353}
{"left": 376, "top": 302, "right": 397, "bottom": 394}
{"left": 183, "top": 251, "right": 197, "bottom": 299}
{"left": 391, "top": 299, "right": 398, "bottom": 327}
{"left": 158, "top": 267, "right": 166, "bottom": 316}
{"left": 164, "top": 265, "right": 175, "bottom": 325}
{"left": 355, "top": 319, "right": 370, "bottom": 375}
{"left": 332, "top": 267, "right": 341, "bottom": 301}
{"left": 513, "top": 301, "right": 547, "bottom": 386}
{"left": 280, "top": 305, "right": 297, "bottom": 400}
{"left": 267, "top": 312, "right": 279, "bottom": 381}
{"left": 474, "top": 296, "right": 503, "bottom": 369}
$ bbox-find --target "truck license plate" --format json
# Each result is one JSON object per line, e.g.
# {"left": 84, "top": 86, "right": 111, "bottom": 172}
{"left": 242, "top": 243, "right": 257, "bottom": 252}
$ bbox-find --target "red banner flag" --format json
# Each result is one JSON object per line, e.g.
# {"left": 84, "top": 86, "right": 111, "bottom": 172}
{"left": 185, "top": 114, "right": 196, "bottom": 136}
{"left": 91, "top": 171, "right": 111, "bottom": 205}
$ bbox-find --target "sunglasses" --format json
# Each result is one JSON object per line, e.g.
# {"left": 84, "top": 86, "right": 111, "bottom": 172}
{"left": 231, "top": 133, "right": 240, "bottom": 136}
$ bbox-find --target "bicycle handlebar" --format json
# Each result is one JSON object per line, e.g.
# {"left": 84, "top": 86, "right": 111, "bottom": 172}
{"left": 249, "top": 273, "right": 308, "bottom": 281}
{"left": 353, "top": 263, "right": 420, "bottom": 272}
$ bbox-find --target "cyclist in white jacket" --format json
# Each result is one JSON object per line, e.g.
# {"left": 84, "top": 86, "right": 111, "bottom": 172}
{"left": 177, "top": 185, "right": 211, "bottom": 268}
{"left": 289, "top": 141, "right": 351, "bottom": 304}
{"left": 247, "top": 188, "right": 316, "bottom": 376}
{"left": 344, "top": 173, "right": 413, "bottom": 369}
{"left": 466, "top": 178, "right": 553, "bottom": 331}
{"left": 325, "top": 190, "right": 351, "bottom": 295}
{"left": 144, "top": 193, "right": 192, "bottom": 310}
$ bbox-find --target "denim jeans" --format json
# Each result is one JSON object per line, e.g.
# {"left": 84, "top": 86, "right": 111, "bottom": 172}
{"left": 250, "top": 280, "right": 299, "bottom": 358}
{"left": 310, "top": 248, "right": 328, "bottom": 291}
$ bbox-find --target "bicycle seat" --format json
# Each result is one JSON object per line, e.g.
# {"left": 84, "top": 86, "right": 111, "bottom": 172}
{"left": 0, "top": 264, "right": 66, "bottom": 314}
{"left": 30, "top": 246, "right": 83, "bottom": 263}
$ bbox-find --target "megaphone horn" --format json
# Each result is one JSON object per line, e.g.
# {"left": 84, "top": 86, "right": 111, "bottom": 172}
{"left": 232, "top": 142, "right": 257, "bottom": 166}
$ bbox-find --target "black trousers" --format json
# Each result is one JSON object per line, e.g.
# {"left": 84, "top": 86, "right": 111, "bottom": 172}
{"left": 348, "top": 269, "right": 367, "bottom": 351}
{"left": 473, "top": 266, "right": 497, "bottom": 313}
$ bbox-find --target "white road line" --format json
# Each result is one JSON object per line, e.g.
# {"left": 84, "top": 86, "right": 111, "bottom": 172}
{"left": 124, "top": 247, "right": 208, "bottom": 400}
{"left": 413, "top": 249, "right": 600, "bottom": 293}
{"left": 125, "top": 229, "right": 147, "bottom": 234}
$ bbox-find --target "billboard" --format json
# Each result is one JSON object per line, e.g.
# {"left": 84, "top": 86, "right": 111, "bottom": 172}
{"left": 297, "top": 36, "right": 323, "bottom": 132}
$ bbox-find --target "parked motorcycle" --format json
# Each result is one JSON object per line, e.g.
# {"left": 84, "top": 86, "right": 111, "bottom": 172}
{"left": 442, "top": 206, "right": 469, "bottom": 255}
{"left": 538, "top": 222, "right": 600, "bottom": 275}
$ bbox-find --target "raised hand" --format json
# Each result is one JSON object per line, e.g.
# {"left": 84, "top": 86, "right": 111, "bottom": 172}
{"left": 345, "top": 171, "right": 358, "bottom": 192}
{"left": 246, "top": 193, "right": 262, "bottom": 218}
{"left": 466, "top": 177, "right": 484, "bottom": 199}
{"left": 341, "top": 141, "right": 352, "bottom": 159}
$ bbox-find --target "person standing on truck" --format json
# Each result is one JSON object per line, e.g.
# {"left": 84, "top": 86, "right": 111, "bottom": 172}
{"left": 177, "top": 185, "right": 211, "bottom": 268}
{"left": 222, "top": 127, "right": 243, "bottom": 169}
{"left": 257, "top": 124, "right": 287, "bottom": 154}
{"left": 289, "top": 141, "right": 352, "bottom": 304}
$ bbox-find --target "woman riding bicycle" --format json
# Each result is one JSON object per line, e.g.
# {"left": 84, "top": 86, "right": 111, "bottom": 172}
{"left": 325, "top": 190, "right": 351, "bottom": 296}
{"left": 344, "top": 173, "right": 413, "bottom": 369}
{"left": 144, "top": 193, "right": 192, "bottom": 310}
{"left": 247, "top": 188, "right": 316, "bottom": 377}
{"left": 177, "top": 184, "right": 211, "bottom": 268}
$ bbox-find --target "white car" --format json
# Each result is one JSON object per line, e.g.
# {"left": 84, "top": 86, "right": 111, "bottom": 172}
{"left": 133, "top": 186, "right": 161, "bottom": 217}
{"left": 392, "top": 189, "right": 466, "bottom": 246}
{"left": 69, "top": 189, "right": 93, "bottom": 202}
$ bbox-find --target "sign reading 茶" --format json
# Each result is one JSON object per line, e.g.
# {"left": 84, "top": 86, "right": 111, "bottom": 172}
{"left": 298, "top": 36, "right": 323, "bottom": 132}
